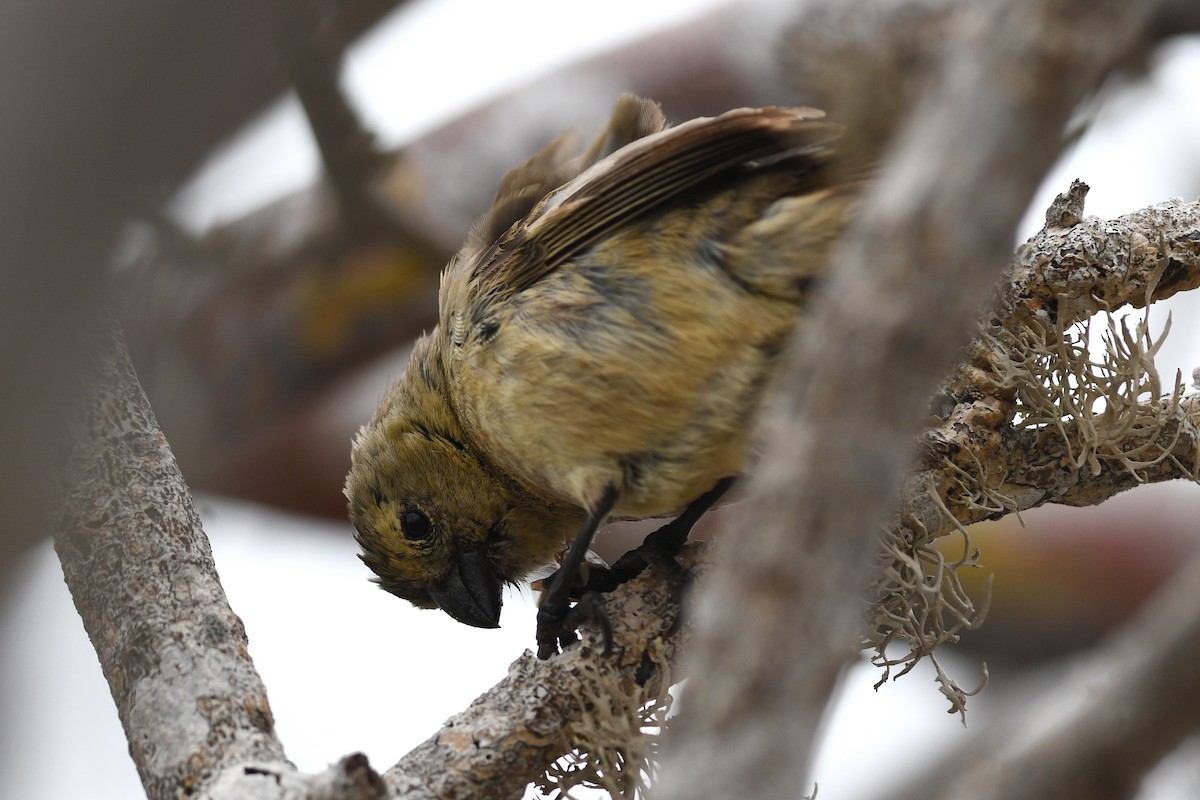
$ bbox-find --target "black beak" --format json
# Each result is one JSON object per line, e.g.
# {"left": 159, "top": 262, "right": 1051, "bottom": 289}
{"left": 428, "top": 548, "right": 502, "bottom": 629}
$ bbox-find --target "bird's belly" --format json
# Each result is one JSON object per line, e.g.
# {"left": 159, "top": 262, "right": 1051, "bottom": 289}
{"left": 454, "top": 265, "right": 794, "bottom": 516}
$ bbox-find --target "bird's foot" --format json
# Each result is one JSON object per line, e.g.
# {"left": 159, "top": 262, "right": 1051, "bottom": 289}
{"left": 534, "top": 515, "right": 694, "bottom": 658}
{"left": 533, "top": 478, "right": 732, "bottom": 658}
{"left": 535, "top": 588, "right": 613, "bottom": 659}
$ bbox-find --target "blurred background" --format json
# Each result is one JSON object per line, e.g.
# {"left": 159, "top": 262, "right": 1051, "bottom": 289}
{"left": 1, "top": 1, "right": 1199, "bottom": 798}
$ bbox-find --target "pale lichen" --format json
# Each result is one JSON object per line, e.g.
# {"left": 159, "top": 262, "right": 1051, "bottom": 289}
{"left": 533, "top": 641, "right": 674, "bottom": 800}
{"left": 865, "top": 293, "right": 1191, "bottom": 717}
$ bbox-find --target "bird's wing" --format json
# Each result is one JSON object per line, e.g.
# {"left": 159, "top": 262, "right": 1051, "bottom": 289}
{"left": 451, "top": 100, "right": 842, "bottom": 329}
{"left": 465, "top": 95, "right": 669, "bottom": 254}
{"left": 439, "top": 95, "right": 666, "bottom": 339}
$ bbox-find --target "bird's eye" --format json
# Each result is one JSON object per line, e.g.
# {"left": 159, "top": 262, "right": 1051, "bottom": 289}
{"left": 401, "top": 509, "right": 432, "bottom": 540}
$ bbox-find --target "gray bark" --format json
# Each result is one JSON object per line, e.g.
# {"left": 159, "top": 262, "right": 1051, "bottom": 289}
{"left": 654, "top": 1, "right": 1192, "bottom": 798}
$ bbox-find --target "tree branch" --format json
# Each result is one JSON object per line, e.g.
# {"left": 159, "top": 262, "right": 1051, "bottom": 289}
{"left": 53, "top": 318, "right": 389, "bottom": 800}
{"left": 655, "top": 1, "right": 1183, "bottom": 799}
{"left": 52, "top": 315, "right": 690, "bottom": 798}
{"left": 869, "top": 195, "right": 1200, "bottom": 688}
{"left": 386, "top": 552, "right": 698, "bottom": 800}
{"left": 913, "top": 195, "right": 1200, "bottom": 534}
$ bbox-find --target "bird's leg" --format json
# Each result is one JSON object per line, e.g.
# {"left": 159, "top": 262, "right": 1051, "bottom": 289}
{"left": 536, "top": 484, "right": 618, "bottom": 659}
{"left": 583, "top": 476, "right": 735, "bottom": 595}
{"left": 536, "top": 478, "right": 734, "bottom": 658}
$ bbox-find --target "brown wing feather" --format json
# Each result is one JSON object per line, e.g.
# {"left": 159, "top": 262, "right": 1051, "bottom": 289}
{"left": 441, "top": 95, "right": 669, "bottom": 341}
{"left": 464, "top": 104, "right": 842, "bottom": 321}
{"left": 463, "top": 95, "right": 669, "bottom": 259}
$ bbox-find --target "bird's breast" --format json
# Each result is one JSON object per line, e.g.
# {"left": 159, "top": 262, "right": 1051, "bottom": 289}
{"left": 449, "top": 230, "right": 798, "bottom": 518}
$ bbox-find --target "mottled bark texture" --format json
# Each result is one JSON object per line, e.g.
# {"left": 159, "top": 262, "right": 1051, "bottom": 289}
{"left": 654, "top": 1, "right": 1192, "bottom": 799}
{"left": 52, "top": 320, "right": 386, "bottom": 800}
{"left": 912, "top": 193, "right": 1200, "bottom": 536}
{"left": 387, "top": 552, "right": 699, "bottom": 800}
{"left": 870, "top": 194, "right": 1200, "bottom": 696}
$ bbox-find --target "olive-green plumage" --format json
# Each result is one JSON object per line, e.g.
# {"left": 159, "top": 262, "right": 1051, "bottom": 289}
{"left": 346, "top": 95, "right": 865, "bottom": 628}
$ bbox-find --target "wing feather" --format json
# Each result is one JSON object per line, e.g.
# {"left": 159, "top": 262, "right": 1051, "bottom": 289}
{"left": 464, "top": 104, "right": 841, "bottom": 321}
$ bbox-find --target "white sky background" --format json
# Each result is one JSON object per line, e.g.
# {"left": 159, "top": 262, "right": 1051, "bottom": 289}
{"left": 4, "top": 2, "right": 1200, "bottom": 799}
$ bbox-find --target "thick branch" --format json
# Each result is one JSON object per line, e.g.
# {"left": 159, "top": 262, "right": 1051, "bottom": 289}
{"left": 53, "top": 319, "right": 391, "bottom": 800}
{"left": 1006, "top": 395, "right": 1200, "bottom": 507}
{"left": 53, "top": 319, "right": 289, "bottom": 796}
{"left": 655, "top": 1, "right": 1177, "bottom": 799}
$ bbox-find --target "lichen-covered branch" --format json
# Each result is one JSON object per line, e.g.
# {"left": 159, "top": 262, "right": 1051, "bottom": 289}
{"left": 902, "top": 191, "right": 1200, "bottom": 524}
{"left": 872, "top": 195, "right": 1200, "bottom": 704}
{"left": 385, "top": 552, "right": 700, "bottom": 800}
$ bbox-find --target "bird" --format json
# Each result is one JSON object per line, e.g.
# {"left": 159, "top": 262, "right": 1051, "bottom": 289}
{"left": 345, "top": 94, "right": 865, "bottom": 658}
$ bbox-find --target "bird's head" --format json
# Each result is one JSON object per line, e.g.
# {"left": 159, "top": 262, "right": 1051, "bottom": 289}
{"left": 345, "top": 336, "right": 581, "bottom": 628}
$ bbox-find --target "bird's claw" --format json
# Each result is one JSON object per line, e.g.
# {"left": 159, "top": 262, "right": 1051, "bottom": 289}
{"left": 535, "top": 590, "right": 613, "bottom": 659}
{"left": 536, "top": 603, "right": 576, "bottom": 659}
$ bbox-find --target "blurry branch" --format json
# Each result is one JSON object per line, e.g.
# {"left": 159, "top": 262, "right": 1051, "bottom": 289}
{"left": 0, "top": 0, "right": 404, "bottom": 582}
{"left": 114, "top": 1, "right": 451, "bottom": 516}
{"left": 655, "top": 0, "right": 1195, "bottom": 799}
{"left": 1124, "top": 0, "right": 1200, "bottom": 71}
{"left": 293, "top": 0, "right": 405, "bottom": 242}
{"left": 784, "top": 0, "right": 1200, "bottom": 150}
{"left": 783, "top": 0, "right": 959, "bottom": 157}
{"left": 291, "top": 0, "right": 444, "bottom": 254}
{"left": 53, "top": 318, "right": 689, "bottom": 799}
{"left": 892, "top": 547, "right": 1200, "bottom": 800}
